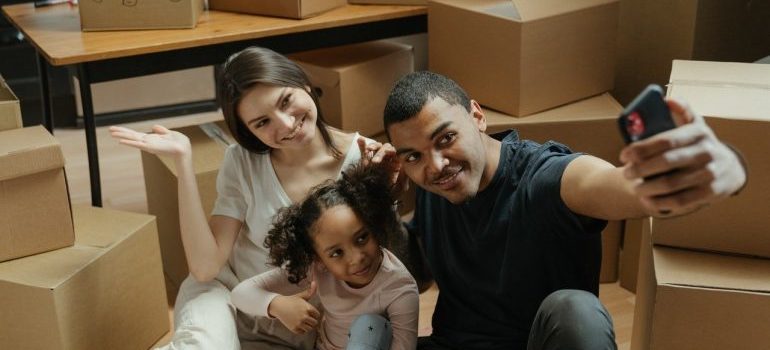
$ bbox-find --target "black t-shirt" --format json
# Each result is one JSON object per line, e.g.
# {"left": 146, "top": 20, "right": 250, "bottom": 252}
{"left": 408, "top": 130, "right": 606, "bottom": 350}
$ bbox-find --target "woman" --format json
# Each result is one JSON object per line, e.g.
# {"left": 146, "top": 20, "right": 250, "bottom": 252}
{"left": 110, "top": 47, "right": 374, "bottom": 349}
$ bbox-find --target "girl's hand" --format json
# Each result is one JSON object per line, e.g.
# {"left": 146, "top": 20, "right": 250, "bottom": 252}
{"left": 268, "top": 281, "right": 321, "bottom": 335}
{"left": 109, "top": 125, "right": 192, "bottom": 159}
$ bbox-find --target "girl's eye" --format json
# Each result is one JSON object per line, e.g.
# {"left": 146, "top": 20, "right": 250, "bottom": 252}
{"left": 404, "top": 153, "right": 420, "bottom": 163}
{"left": 330, "top": 249, "right": 342, "bottom": 258}
{"left": 356, "top": 233, "right": 369, "bottom": 245}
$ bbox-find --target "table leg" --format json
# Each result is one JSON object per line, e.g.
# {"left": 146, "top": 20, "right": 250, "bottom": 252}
{"left": 77, "top": 64, "right": 103, "bottom": 207}
{"left": 36, "top": 53, "right": 54, "bottom": 133}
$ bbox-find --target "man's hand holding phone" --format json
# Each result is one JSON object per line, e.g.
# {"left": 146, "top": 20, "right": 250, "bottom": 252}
{"left": 618, "top": 85, "right": 747, "bottom": 216}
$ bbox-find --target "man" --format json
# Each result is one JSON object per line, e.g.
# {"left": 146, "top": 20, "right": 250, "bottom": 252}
{"left": 361, "top": 71, "right": 747, "bottom": 350}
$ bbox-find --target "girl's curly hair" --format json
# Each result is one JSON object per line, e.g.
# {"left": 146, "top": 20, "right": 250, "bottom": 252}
{"left": 264, "top": 163, "right": 401, "bottom": 284}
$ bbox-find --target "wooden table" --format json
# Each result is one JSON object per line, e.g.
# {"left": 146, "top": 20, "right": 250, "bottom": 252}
{"left": 1, "top": 3, "right": 426, "bottom": 206}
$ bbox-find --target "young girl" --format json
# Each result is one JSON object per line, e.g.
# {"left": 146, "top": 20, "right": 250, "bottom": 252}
{"left": 231, "top": 163, "right": 419, "bottom": 350}
{"left": 109, "top": 47, "right": 384, "bottom": 349}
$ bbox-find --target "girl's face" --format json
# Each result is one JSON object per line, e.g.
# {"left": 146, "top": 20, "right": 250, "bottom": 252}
{"left": 311, "top": 204, "right": 383, "bottom": 288}
{"left": 236, "top": 84, "right": 318, "bottom": 150}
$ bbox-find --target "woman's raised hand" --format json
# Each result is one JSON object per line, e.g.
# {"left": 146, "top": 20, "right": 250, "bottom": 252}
{"left": 109, "top": 124, "right": 192, "bottom": 159}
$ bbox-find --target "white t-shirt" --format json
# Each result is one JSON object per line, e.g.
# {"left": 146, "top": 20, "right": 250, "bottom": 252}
{"left": 211, "top": 134, "right": 366, "bottom": 283}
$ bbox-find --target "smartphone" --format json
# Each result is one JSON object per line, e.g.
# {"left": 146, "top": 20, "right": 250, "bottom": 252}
{"left": 618, "top": 84, "right": 676, "bottom": 144}
{"left": 618, "top": 84, "right": 678, "bottom": 183}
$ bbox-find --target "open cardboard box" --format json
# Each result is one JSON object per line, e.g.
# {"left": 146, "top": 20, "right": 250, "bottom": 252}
{"left": 429, "top": 0, "right": 618, "bottom": 116}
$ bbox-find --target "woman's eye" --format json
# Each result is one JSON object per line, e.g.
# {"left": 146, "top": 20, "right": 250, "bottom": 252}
{"left": 405, "top": 153, "right": 420, "bottom": 163}
{"left": 255, "top": 119, "right": 268, "bottom": 128}
{"left": 330, "top": 250, "right": 342, "bottom": 258}
{"left": 281, "top": 94, "right": 292, "bottom": 109}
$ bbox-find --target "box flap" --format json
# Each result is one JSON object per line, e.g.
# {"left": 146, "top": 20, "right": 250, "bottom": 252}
{"left": 0, "top": 126, "right": 65, "bottom": 181}
{"left": 485, "top": 93, "right": 621, "bottom": 127}
{"left": 0, "top": 206, "right": 154, "bottom": 289}
{"left": 512, "top": 0, "right": 617, "bottom": 21}
{"left": 668, "top": 60, "right": 770, "bottom": 121}
{"left": 654, "top": 246, "right": 770, "bottom": 294}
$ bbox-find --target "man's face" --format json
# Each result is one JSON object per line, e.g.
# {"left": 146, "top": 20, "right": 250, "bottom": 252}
{"left": 388, "top": 97, "right": 490, "bottom": 204}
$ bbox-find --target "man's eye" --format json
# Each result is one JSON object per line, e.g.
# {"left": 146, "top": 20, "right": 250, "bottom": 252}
{"left": 405, "top": 153, "right": 420, "bottom": 163}
{"left": 439, "top": 132, "right": 456, "bottom": 145}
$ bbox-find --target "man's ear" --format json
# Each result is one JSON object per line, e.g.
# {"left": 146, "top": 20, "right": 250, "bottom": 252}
{"left": 470, "top": 99, "right": 487, "bottom": 132}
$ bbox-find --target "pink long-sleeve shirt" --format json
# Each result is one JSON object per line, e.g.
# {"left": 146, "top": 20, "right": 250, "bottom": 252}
{"left": 232, "top": 248, "right": 419, "bottom": 350}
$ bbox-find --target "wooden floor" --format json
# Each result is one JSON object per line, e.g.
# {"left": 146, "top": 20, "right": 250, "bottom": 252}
{"left": 54, "top": 111, "right": 635, "bottom": 349}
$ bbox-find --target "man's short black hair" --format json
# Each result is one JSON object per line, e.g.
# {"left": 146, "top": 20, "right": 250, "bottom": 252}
{"left": 383, "top": 71, "right": 471, "bottom": 139}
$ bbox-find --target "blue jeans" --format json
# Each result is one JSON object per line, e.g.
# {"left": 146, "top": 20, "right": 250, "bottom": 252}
{"left": 346, "top": 314, "right": 393, "bottom": 350}
{"left": 417, "top": 289, "right": 616, "bottom": 350}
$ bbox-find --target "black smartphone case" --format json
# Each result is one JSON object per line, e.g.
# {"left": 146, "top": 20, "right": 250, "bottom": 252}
{"left": 618, "top": 84, "right": 677, "bottom": 144}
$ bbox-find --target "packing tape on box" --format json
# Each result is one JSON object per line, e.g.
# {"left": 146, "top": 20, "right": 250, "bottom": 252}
{"left": 199, "top": 122, "right": 234, "bottom": 148}
{"left": 668, "top": 80, "right": 770, "bottom": 91}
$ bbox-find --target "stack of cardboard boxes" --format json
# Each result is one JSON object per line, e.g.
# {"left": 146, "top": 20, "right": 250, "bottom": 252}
{"left": 0, "top": 76, "right": 169, "bottom": 350}
{"left": 632, "top": 60, "right": 770, "bottom": 349}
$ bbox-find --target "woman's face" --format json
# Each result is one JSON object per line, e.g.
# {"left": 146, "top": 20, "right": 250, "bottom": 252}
{"left": 236, "top": 84, "right": 318, "bottom": 150}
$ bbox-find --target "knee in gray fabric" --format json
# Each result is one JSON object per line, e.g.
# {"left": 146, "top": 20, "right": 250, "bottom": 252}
{"left": 540, "top": 289, "right": 603, "bottom": 320}
{"left": 346, "top": 314, "right": 392, "bottom": 350}
{"left": 535, "top": 289, "right": 616, "bottom": 349}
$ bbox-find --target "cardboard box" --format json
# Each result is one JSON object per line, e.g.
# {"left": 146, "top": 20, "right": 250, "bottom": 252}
{"left": 290, "top": 41, "right": 414, "bottom": 136}
{"left": 78, "top": 0, "right": 204, "bottom": 31}
{"left": 0, "top": 206, "right": 169, "bottom": 350}
{"left": 614, "top": 0, "right": 770, "bottom": 104}
{"left": 632, "top": 237, "right": 770, "bottom": 349}
{"left": 0, "top": 126, "right": 73, "bottom": 262}
{"left": 484, "top": 93, "right": 625, "bottom": 282}
{"left": 429, "top": 0, "right": 618, "bottom": 117}
{"left": 649, "top": 60, "right": 770, "bottom": 258}
{"left": 73, "top": 66, "right": 215, "bottom": 117}
{"left": 349, "top": 0, "right": 426, "bottom": 4}
{"left": 210, "top": 0, "right": 345, "bottom": 19}
{"left": 143, "top": 122, "right": 233, "bottom": 292}
{"left": 0, "top": 75, "right": 22, "bottom": 131}
{"left": 619, "top": 218, "right": 645, "bottom": 293}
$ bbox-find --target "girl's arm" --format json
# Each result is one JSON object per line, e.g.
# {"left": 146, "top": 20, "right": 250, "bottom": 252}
{"left": 109, "top": 125, "right": 240, "bottom": 282}
{"left": 385, "top": 291, "right": 420, "bottom": 350}
{"left": 231, "top": 268, "right": 320, "bottom": 335}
